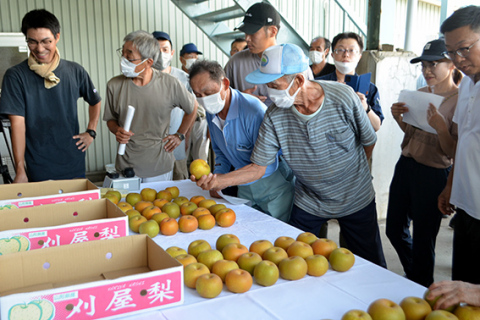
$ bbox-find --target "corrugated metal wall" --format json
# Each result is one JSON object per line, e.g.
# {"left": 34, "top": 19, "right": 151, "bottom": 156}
{"left": 0, "top": 0, "right": 441, "bottom": 176}
{"left": 270, "top": 0, "right": 368, "bottom": 46}
{"left": 396, "top": 0, "right": 441, "bottom": 55}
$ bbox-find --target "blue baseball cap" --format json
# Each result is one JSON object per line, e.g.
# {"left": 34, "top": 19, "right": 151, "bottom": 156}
{"left": 180, "top": 43, "right": 203, "bottom": 56}
{"left": 245, "top": 44, "right": 309, "bottom": 84}
{"left": 152, "top": 31, "right": 171, "bottom": 41}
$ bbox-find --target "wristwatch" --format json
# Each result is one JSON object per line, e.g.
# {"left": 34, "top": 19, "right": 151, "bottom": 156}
{"left": 86, "top": 129, "right": 96, "bottom": 139}
{"left": 175, "top": 132, "right": 185, "bottom": 141}
{"left": 366, "top": 105, "right": 372, "bottom": 114}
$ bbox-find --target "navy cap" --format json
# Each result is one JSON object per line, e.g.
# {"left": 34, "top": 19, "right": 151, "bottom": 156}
{"left": 410, "top": 39, "right": 448, "bottom": 63}
{"left": 152, "top": 31, "right": 171, "bottom": 41}
{"left": 180, "top": 43, "right": 203, "bottom": 56}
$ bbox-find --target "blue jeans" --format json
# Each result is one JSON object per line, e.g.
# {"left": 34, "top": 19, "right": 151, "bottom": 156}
{"left": 289, "top": 199, "right": 386, "bottom": 268}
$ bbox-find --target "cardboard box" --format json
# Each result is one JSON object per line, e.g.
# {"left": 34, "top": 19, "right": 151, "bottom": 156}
{"left": 0, "top": 235, "right": 184, "bottom": 319}
{"left": 0, "top": 199, "right": 128, "bottom": 255}
{"left": 0, "top": 179, "right": 100, "bottom": 209}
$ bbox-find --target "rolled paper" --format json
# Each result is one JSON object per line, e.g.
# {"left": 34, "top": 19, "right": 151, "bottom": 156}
{"left": 118, "top": 105, "right": 135, "bottom": 155}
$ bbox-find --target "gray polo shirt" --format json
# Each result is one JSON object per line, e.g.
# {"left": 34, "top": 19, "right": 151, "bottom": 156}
{"left": 250, "top": 80, "right": 377, "bottom": 218}
{"left": 225, "top": 50, "right": 272, "bottom": 106}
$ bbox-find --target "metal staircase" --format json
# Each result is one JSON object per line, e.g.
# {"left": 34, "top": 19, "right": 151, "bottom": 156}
{"left": 171, "top": 0, "right": 368, "bottom": 57}
{"left": 170, "top": 0, "right": 309, "bottom": 56}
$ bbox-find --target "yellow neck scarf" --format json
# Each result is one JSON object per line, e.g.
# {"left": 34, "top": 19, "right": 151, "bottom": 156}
{"left": 28, "top": 47, "right": 61, "bottom": 89}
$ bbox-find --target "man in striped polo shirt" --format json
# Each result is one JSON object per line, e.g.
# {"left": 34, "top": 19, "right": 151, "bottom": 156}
{"left": 193, "top": 43, "right": 386, "bottom": 267}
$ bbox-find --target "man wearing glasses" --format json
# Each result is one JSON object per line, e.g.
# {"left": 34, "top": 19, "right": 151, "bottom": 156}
{"left": 104, "top": 31, "right": 197, "bottom": 182}
{"left": 438, "top": 5, "right": 480, "bottom": 284}
{"left": 319, "top": 32, "right": 383, "bottom": 132}
{"left": 0, "top": 9, "right": 101, "bottom": 183}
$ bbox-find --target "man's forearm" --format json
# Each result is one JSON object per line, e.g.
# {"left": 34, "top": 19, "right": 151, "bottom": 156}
{"left": 177, "top": 101, "right": 198, "bottom": 135}
{"left": 8, "top": 115, "right": 27, "bottom": 177}
{"left": 216, "top": 163, "right": 266, "bottom": 190}
{"left": 363, "top": 143, "right": 375, "bottom": 160}
{"left": 107, "top": 119, "right": 120, "bottom": 135}
{"left": 87, "top": 102, "right": 101, "bottom": 131}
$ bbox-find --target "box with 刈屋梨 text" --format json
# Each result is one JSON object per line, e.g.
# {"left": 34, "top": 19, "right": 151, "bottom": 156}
{"left": 0, "top": 199, "right": 128, "bottom": 255}
{"left": 0, "top": 235, "right": 184, "bottom": 319}
{"left": 0, "top": 179, "right": 100, "bottom": 209}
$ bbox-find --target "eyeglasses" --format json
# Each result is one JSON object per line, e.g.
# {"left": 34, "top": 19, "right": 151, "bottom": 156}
{"left": 420, "top": 61, "right": 443, "bottom": 72}
{"left": 26, "top": 38, "right": 54, "bottom": 49}
{"left": 116, "top": 48, "right": 143, "bottom": 62}
{"left": 443, "top": 38, "right": 479, "bottom": 58}
{"left": 333, "top": 48, "right": 360, "bottom": 55}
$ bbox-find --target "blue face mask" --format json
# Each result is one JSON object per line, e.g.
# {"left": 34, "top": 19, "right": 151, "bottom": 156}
{"left": 120, "top": 57, "right": 147, "bottom": 78}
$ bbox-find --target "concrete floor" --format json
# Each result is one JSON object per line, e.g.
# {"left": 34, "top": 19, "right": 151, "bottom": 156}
{"left": 327, "top": 215, "right": 454, "bottom": 284}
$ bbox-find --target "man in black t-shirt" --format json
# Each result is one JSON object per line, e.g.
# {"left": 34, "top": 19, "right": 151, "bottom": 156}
{"left": 0, "top": 9, "right": 101, "bottom": 182}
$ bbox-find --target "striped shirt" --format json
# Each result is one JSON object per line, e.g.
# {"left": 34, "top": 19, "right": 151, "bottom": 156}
{"left": 250, "top": 80, "right": 377, "bottom": 218}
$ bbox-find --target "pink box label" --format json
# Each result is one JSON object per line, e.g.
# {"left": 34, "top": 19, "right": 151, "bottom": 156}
{"left": 5, "top": 271, "right": 183, "bottom": 319}
{"left": 0, "top": 191, "right": 100, "bottom": 209}
{"left": 28, "top": 220, "right": 127, "bottom": 250}
{"left": 0, "top": 220, "right": 128, "bottom": 254}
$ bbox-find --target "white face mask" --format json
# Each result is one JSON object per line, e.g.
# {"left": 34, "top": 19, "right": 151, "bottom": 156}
{"left": 309, "top": 51, "right": 325, "bottom": 65}
{"left": 185, "top": 58, "right": 197, "bottom": 70}
{"left": 267, "top": 77, "right": 301, "bottom": 109}
{"left": 196, "top": 84, "right": 226, "bottom": 115}
{"left": 120, "top": 57, "right": 147, "bottom": 78}
{"left": 153, "top": 52, "right": 172, "bottom": 71}
{"left": 334, "top": 60, "right": 358, "bottom": 75}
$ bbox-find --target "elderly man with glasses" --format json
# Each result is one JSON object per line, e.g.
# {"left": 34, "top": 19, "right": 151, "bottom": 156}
{"left": 104, "top": 30, "right": 198, "bottom": 182}
{"left": 0, "top": 9, "right": 101, "bottom": 183}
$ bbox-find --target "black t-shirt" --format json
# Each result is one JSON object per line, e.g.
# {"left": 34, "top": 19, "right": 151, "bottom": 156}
{"left": 312, "top": 62, "right": 336, "bottom": 79}
{"left": 0, "top": 59, "right": 101, "bottom": 181}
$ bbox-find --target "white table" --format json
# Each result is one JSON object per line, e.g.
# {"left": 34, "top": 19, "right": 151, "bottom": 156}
{"left": 121, "top": 180, "right": 425, "bottom": 320}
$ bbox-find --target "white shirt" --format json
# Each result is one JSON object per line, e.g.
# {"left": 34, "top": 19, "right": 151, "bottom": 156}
{"left": 451, "top": 76, "right": 480, "bottom": 219}
{"left": 168, "top": 67, "right": 191, "bottom": 160}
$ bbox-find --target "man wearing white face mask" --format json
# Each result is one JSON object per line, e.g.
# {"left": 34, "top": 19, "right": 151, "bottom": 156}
{"left": 188, "top": 60, "right": 294, "bottom": 222}
{"left": 192, "top": 44, "right": 386, "bottom": 268}
{"left": 309, "top": 36, "right": 336, "bottom": 78}
{"left": 319, "top": 32, "right": 383, "bottom": 131}
{"left": 180, "top": 43, "right": 202, "bottom": 74}
{"left": 104, "top": 30, "right": 198, "bottom": 182}
{"left": 152, "top": 31, "right": 209, "bottom": 180}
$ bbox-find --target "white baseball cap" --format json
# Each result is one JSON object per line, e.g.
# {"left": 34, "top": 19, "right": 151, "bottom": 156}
{"left": 245, "top": 44, "right": 309, "bottom": 84}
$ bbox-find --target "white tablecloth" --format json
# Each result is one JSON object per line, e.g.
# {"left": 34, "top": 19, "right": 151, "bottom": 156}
{"left": 120, "top": 180, "right": 425, "bottom": 320}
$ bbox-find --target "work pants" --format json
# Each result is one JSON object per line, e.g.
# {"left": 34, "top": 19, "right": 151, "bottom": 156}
{"left": 289, "top": 199, "right": 387, "bottom": 268}
{"left": 238, "top": 163, "right": 294, "bottom": 223}
{"left": 452, "top": 208, "right": 480, "bottom": 284}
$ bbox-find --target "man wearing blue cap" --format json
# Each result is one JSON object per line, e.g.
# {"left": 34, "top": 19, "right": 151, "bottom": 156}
{"left": 193, "top": 43, "right": 386, "bottom": 268}
{"left": 189, "top": 60, "right": 294, "bottom": 222}
{"left": 180, "top": 43, "right": 202, "bottom": 73}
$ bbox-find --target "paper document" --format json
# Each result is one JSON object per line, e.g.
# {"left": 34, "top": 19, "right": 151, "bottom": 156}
{"left": 398, "top": 90, "right": 445, "bottom": 134}
{"left": 217, "top": 190, "right": 251, "bottom": 206}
